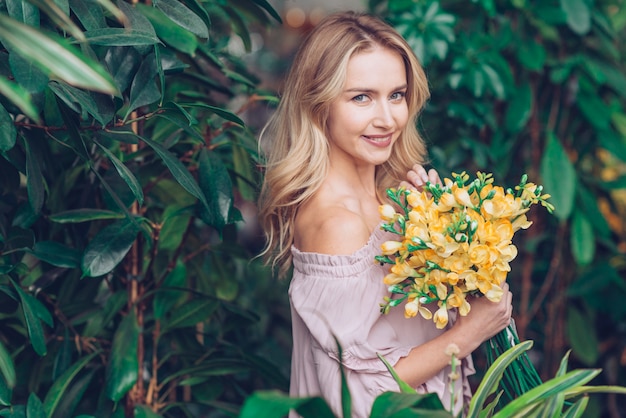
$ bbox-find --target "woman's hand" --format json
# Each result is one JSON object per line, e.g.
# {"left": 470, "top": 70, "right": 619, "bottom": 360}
{"left": 453, "top": 283, "right": 513, "bottom": 343}
{"left": 400, "top": 163, "right": 442, "bottom": 191}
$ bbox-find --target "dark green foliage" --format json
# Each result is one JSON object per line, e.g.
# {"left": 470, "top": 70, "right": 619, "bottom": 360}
{"left": 0, "top": 0, "right": 286, "bottom": 416}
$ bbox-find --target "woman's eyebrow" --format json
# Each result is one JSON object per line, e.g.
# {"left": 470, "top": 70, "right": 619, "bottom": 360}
{"left": 344, "top": 84, "right": 408, "bottom": 93}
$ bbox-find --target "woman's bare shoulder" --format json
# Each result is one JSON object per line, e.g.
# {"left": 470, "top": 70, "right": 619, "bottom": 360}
{"left": 294, "top": 201, "right": 372, "bottom": 255}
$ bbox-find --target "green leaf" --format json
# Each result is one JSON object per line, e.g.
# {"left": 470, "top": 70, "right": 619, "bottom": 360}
{"left": 239, "top": 391, "right": 335, "bottom": 418}
{"left": 139, "top": 135, "right": 208, "bottom": 208}
{"left": 562, "top": 396, "right": 589, "bottom": 418}
{"left": 493, "top": 369, "right": 601, "bottom": 417}
{"left": 517, "top": 40, "right": 546, "bottom": 71}
{"left": 11, "top": 279, "right": 49, "bottom": 356}
{"left": 154, "top": 0, "right": 208, "bottom": 38}
{"left": 560, "top": 0, "right": 591, "bottom": 35}
{"left": 567, "top": 307, "right": 599, "bottom": 366}
{"left": 30, "top": 241, "right": 81, "bottom": 268}
{"left": 0, "top": 77, "right": 41, "bottom": 122}
{"left": 153, "top": 261, "right": 186, "bottom": 320}
{"left": 198, "top": 148, "right": 234, "bottom": 230}
{"left": 0, "top": 341, "right": 15, "bottom": 389}
{"left": 133, "top": 406, "right": 162, "bottom": 418}
{"left": 570, "top": 210, "right": 594, "bottom": 265}
{"left": 136, "top": 4, "right": 197, "bottom": 55}
{"left": 8, "top": 53, "right": 49, "bottom": 94}
{"left": 83, "top": 28, "right": 160, "bottom": 45}
{"left": 468, "top": 341, "right": 534, "bottom": 415}
{"left": 370, "top": 392, "right": 448, "bottom": 416}
{"left": 105, "top": 311, "right": 139, "bottom": 402}
{"left": 49, "top": 209, "right": 124, "bottom": 223}
{"left": 125, "top": 52, "right": 160, "bottom": 118}
{"left": 0, "top": 14, "right": 118, "bottom": 95}
{"left": 6, "top": 0, "right": 40, "bottom": 25}
{"left": 23, "top": 0, "right": 86, "bottom": 43}
{"left": 52, "top": 329, "right": 72, "bottom": 381}
{"left": 576, "top": 92, "right": 610, "bottom": 130}
{"left": 43, "top": 351, "right": 99, "bottom": 418}
{"left": 0, "top": 375, "right": 11, "bottom": 406}
{"left": 251, "top": 0, "right": 282, "bottom": 23}
{"left": 27, "top": 393, "right": 45, "bottom": 418}
{"left": 48, "top": 81, "right": 112, "bottom": 126}
{"left": 0, "top": 104, "right": 17, "bottom": 152}
{"left": 95, "top": 141, "right": 144, "bottom": 206}
{"left": 160, "top": 298, "right": 218, "bottom": 334}
{"left": 23, "top": 137, "right": 45, "bottom": 214}
{"left": 183, "top": 103, "right": 244, "bottom": 127}
{"left": 540, "top": 132, "right": 576, "bottom": 220}
{"left": 504, "top": 82, "right": 532, "bottom": 133}
{"left": 81, "top": 219, "right": 141, "bottom": 277}
{"left": 69, "top": 0, "right": 106, "bottom": 30}
{"left": 377, "top": 353, "right": 416, "bottom": 394}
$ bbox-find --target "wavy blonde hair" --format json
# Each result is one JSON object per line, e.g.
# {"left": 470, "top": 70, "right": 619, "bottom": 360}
{"left": 258, "top": 11, "right": 430, "bottom": 276}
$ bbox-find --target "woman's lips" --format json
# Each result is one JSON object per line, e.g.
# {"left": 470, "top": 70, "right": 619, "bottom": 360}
{"left": 362, "top": 134, "right": 393, "bottom": 147}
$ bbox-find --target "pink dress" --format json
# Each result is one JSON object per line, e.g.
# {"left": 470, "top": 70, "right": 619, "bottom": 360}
{"left": 289, "top": 226, "right": 475, "bottom": 418}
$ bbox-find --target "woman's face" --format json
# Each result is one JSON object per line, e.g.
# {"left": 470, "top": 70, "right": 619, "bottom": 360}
{"left": 327, "top": 46, "right": 409, "bottom": 169}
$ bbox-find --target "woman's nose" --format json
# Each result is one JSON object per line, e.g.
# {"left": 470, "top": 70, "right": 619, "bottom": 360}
{"left": 373, "top": 101, "right": 394, "bottom": 128}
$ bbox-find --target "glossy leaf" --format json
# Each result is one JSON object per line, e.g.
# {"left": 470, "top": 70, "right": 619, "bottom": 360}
{"left": 0, "top": 341, "right": 15, "bottom": 389}
{"left": 567, "top": 307, "right": 599, "bottom": 366}
{"left": 184, "top": 102, "right": 245, "bottom": 127}
{"left": 24, "top": 0, "right": 85, "bottom": 42}
{"left": 126, "top": 52, "right": 160, "bottom": 118}
{"left": 0, "top": 77, "right": 40, "bottom": 122}
{"left": 95, "top": 141, "right": 144, "bottom": 206}
{"left": 26, "top": 393, "right": 45, "bottom": 418}
{"left": 154, "top": 0, "right": 208, "bottom": 38}
{"left": 560, "top": 0, "right": 591, "bottom": 35}
{"left": 0, "top": 14, "right": 118, "bottom": 94}
{"left": 0, "top": 375, "right": 11, "bottom": 406}
{"left": 81, "top": 219, "right": 141, "bottom": 277}
{"left": 69, "top": 0, "right": 107, "bottom": 31}
{"left": 540, "top": 133, "right": 576, "bottom": 221}
{"left": 11, "top": 279, "right": 49, "bottom": 356}
{"left": 43, "top": 351, "right": 99, "bottom": 418}
{"left": 48, "top": 80, "right": 112, "bottom": 126}
{"left": 198, "top": 148, "right": 234, "bottom": 230}
{"left": 0, "top": 104, "right": 17, "bottom": 152}
{"left": 570, "top": 210, "right": 594, "bottom": 265}
{"left": 153, "top": 261, "right": 187, "bottom": 320}
{"left": 251, "top": 0, "right": 282, "bottom": 23}
{"left": 83, "top": 28, "right": 160, "bottom": 46}
{"left": 105, "top": 311, "right": 139, "bottom": 402}
{"left": 137, "top": 4, "right": 198, "bottom": 55}
{"left": 30, "top": 241, "right": 81, "bottom": 268}
{"left": 160, "top": 298, "right": 218, "bottom": 334}
{"left": 23, "top": 137, "right": 45, "bottom": 214}
{"left": 8, "top": 53, "right": 48, "bottom": 94}
{"left": 140, "top": 135, "right": 208, "bottom": 208}
{"left": 49, "top": 209, "right": 124, "bottom": 223}
{"left": 239, "top": 391, "right": 335, "bottom": 418}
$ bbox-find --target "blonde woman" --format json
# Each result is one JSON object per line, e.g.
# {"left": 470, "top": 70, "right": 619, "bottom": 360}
{"left": 258, "top": 12, "right": 512, "bottom": 418}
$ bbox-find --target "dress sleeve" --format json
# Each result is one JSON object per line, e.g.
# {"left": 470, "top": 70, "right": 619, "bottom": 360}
{"left": 289, "top": 248, "right": 414, "bottom": 374}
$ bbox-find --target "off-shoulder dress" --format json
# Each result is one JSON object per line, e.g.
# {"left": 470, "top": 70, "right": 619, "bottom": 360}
{"left": 288, "top": 226, "right": 475, "bottom": 418}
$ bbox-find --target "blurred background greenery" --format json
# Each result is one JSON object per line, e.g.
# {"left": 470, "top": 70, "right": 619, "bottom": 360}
{"left": 0, "top": 0, "right": 625, "bottom": 417}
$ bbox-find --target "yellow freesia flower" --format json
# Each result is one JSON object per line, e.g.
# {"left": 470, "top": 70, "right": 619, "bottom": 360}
{"left": 433, "top": 305, "right": 449, "bottom": 329}
{"left": 381, "top": 240, "right": 403, "bottom": 255}
{"left": 379, "top": 204, "right": 397, "bottom": 222}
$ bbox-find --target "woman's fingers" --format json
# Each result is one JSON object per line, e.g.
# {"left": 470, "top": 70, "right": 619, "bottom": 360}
{"left": 406, "top": 164, "right": 441, "bottom": 190}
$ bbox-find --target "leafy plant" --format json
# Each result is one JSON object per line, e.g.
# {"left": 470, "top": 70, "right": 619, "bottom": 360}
{"left": 239, "top": 340, "right": 626, "bottom": 418}
{"left": 0, "top": 0, "right": 288, "bottom": 416}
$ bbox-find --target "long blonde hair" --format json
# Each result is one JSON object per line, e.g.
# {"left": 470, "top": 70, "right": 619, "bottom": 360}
{"left": 258, "top": 11, "right": 430, "bottom": 276}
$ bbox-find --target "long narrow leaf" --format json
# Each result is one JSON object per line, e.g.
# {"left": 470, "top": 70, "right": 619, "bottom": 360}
{"left": 562, "top": 397, "right": 589, "bottom": 418}
{"left": 105, "top": 311, "right": 139, "bottom": 402}
{"left": 0, "top": 77, "right": 40, "bottom": 122}
{"left": 43, "top": 351, "right": 100, "bottom": 418}
{"left": 11, "top": 279, "right": 48, "bottom": 356}
{"left": 239, "top": 390, "right": 335, "bottom": 418}
{"left": 139, "top": 135, "right": 209, "bottom": 209}
{"left": 94, "top": 140, "right": 144, "bottom": 206}
{"left": 493, "top": 369, "right": 602, "bottom": 418}
{"left": 26, "top": 0, "right": 86, "bottom": 42}
{"left": 468, "top": 341, "right": 533, "bottom": 416}
{"left": 0, "top": 14, "right": 118, "bottom": 94}
{"left": 0, "top": 341, "right": 15, "bottom": 389}
{"left": 377, "top": 353, "right": 415, "bottom": 394}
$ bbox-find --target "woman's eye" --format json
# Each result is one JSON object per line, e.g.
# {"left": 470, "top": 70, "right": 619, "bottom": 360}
{"left": 352, "top": 94, "right": 368, "bottom": 102}
{"left": 391, "top": 92, "right": 406, "bottom": 101}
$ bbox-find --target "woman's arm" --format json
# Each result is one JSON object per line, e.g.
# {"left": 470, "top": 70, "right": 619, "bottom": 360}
{"left": 394, "top": 284, "right": 513, "bottom": 387}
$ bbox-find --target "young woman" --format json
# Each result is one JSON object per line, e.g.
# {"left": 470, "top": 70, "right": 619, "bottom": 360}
{"left": 258, "top": 12, "right": 512, "bottom": 417}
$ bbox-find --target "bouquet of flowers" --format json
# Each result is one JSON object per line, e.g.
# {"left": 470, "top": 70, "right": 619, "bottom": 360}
{"left": 376, "top": 171, "right": 554, "bottom": 402}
